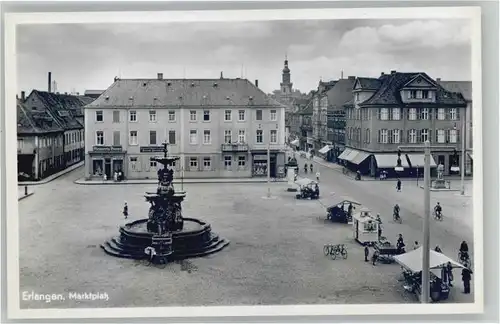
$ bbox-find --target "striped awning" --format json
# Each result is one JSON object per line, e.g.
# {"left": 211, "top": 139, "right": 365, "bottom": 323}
{"left": 405, "top": 154, "right": 437, "bottom": 168}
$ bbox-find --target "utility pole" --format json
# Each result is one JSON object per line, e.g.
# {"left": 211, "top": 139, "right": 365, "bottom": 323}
{"left": 422, "top": 140, "right": 431, "bottom": 303}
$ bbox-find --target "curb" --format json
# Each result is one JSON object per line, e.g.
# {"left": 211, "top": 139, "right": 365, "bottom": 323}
{"left": 18, "top": 161, "right": 84, "bottom": 185}
{"left": 74, "top": 178, "right": 288, "bottom": 185}
{"left": 18, "top": 192, "right": 34, "bottom": 201}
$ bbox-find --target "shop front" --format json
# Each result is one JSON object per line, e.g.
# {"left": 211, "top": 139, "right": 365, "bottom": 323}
{"left": 88, "top": 146, "right": 126, "bottom": 179}
{"left": 251, "top": 151, "right": 286, "bottom": 178}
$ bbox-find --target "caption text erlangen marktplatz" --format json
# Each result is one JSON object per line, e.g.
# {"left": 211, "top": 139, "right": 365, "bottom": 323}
{"left": 22, "top": 291, "right": 109, "bottom": 303}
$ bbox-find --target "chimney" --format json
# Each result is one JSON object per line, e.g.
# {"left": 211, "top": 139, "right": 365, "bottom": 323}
{"left": 220, "top": 71, "right": 224, "bottom": 79}
{"left": 48, "top": 72, "right": 52, "bottom": 93}
{"left": 436, "top": 78, "right": 441, "bottom": 82}
{"left": 390, "top": 70, "right": 397, "bottom": 75}
{"left": 348, "top": 76, "right": 355, "bottom": 80}
{"left": 381, "top": 72, "right": 385, "bottom": 76}
{"left": 157, "top": 73, "right": 163, "bottom": 80}
{"left": 255, "top": 79, "right": 259, "bottom": 88}
{"left": 21, "top": 91, "right": 25, "bottom": 101}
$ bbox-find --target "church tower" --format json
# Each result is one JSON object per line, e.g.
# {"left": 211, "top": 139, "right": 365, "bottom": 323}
{"left": 280, "top": 56, "right": 293, "bottom": 102}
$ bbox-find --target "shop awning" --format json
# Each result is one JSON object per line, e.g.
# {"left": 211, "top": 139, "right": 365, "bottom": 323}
{"left": 373, "top": 154, "right": 410, "bottom": 168}
{"left": 290, "top": 139, "right": 299, "bottom": 146}
{"left": 405, "top": 154, "right": 437, "bottom": 168}
{"left": 337, "top": 148, "right": 353, "bottom": 160}
{"left": 350, "top": 151, "right": 371, "bottom": 165}
{"left": 394, "top": 247, "right": 465, "bottom": 272}
{"left": 318, "top": 145, "right": 331, "bottom": 154}
{"left": 344, "top": 149, "right": 361, "bottom": 162}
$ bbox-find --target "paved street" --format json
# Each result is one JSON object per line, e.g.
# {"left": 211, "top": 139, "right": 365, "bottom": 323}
{"left": 18, "top": 165, "right": 474, "bottom": 309}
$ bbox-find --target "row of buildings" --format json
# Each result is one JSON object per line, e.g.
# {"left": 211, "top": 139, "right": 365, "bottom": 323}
{"left": 17, "top": 76, "right": 98, "bottom": 181}
{"left": 286, "top": 69, "right": 473, "bottom": 177}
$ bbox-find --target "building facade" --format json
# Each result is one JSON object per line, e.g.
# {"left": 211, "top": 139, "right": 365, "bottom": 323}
{"left": 84, "top": 75, "right": 286, "bottom": 180}
{"left": 17, "top": 100, "right": 65, "bottom": 180}
{"left": 342, "top": 71, "right": 467, "bottom": 178}
{"left": 22, "top": 90, "right": 94, "bottom": 169}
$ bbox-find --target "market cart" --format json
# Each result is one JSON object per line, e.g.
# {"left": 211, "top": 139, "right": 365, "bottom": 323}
{"left": 352, "top": 208, "right": 379, "bottom": 246}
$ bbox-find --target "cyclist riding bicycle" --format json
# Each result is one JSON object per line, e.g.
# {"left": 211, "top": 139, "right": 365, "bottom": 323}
{"left": 393, "top": 204, "right": 401, "bottom": 221}
{"left": 459, "top": 240, "right": 469, "bottom": 262}
{"left": 434, "top": 202, "right": 443, "bottom": 220}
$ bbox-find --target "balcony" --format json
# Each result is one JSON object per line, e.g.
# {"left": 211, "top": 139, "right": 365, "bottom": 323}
{"left": 221, "top": 143, "right": 249, "bottom": 152}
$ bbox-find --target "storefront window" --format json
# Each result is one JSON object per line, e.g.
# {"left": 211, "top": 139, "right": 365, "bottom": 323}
{"left": 92, "top": 160, "right": 103, "bottom": 176}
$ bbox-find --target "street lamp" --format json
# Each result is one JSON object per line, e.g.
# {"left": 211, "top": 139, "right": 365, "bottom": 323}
{"left": 394, "top": 149, "right": 404, "bottom": 172}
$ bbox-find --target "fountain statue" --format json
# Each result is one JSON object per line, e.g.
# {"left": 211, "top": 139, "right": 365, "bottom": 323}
{"left": 431, "top": 163, "right": 448, "bottom": 189}
{"left": 101, "top": 142, "right": 229, "bottom": 264}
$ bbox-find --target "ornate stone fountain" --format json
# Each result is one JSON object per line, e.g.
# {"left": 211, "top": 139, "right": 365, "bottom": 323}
{"left": 101, "top": 143, "right": 229, "bottom": 264}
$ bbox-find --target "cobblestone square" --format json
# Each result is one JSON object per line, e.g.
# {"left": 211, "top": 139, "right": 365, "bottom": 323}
{"left": 18, "top": 168, "right": 474, "bottom": 309}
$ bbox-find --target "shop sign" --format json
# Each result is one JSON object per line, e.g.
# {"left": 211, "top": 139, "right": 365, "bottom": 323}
{"left": 253, "top": 155, "right": 268, "bottom": 160}
{"left": 140, "top": 146, "right": 164, "bottom": 153}
{"left": 92, "top": 145, "right": 123, "bottom": 153}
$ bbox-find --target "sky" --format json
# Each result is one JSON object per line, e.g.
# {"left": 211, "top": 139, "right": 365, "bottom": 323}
{"left": 16, "top": 19, "right": 472, "bottom": 95}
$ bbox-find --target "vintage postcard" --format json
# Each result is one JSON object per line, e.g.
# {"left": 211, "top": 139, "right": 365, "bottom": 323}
{"left": 4, "top": 6, "right": 483, "bottom": 320}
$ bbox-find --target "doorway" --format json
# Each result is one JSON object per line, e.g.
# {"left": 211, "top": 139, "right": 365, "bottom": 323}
{"left": 105, "top": 158, "right": 112, "bottom": 179}
{"left": 270, "top": 156, "right": 277, "bottom": 178}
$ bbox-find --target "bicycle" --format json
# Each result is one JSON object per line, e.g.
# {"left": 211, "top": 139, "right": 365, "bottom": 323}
{"left": 433, "top": 211, "right": 444, "bottom": 221}
{"left": 323, "top": 244, "right": 348, "bottom": 260}
{"left": 393, "top": 212, "right": 402, "bottom": 224}
{"left": 458, "top": 251, "right": 471, "bottom": 268}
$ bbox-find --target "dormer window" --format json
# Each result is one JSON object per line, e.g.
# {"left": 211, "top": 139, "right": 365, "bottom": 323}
{"left": 213, "top": 82, "right": 218, "bottom": 87}
{"left": 191, "top": 83, "right": 195, "bottom": 87}
{"left": 422, "top": 90, "right": 429, "bottom": 99}
{"left": 167, "top": 82, "right": 172, "bottom": 86}
{"left": 409, "top": 90, "right": 417, "bottom": 99}
{"left": 355, "top": 93, "right": 360, "bottom": 101}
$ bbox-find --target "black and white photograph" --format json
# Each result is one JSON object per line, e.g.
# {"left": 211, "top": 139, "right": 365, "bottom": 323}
{"left": 4, "top": 6, "right": 485, "bottom": 320}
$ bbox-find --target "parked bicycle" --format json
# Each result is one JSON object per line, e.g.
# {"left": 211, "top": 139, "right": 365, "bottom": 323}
{"left": 323, "top": 244, "right": 348, "bottom": 260}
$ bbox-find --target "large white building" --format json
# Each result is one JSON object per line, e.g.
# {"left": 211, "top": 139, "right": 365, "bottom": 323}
{"left": 84, "top": 74, "right": 286, "bottom": 180}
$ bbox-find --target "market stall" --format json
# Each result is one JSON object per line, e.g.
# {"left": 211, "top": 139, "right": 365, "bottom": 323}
{"left": 352, "top": 208, "right": 379, "bottom": 246}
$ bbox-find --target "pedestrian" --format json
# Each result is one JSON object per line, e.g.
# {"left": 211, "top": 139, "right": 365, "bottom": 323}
{"left": 413, "top": 241, "right": 419, "bottom": 250}
{"left": 446, "top": 261, "right": 454, "bottom": 287}
{"left": 316, "top": 171, "right": 320, "bottom": 182}
{"left": 364, "top": 246, "right": 369, "bottom": 262}
{"left": 123, "top": 202, "right": 128, "bottom": 219}
{"left": 396, "top": 179, "right": 402, "bottom": 192}
{"left": 461, "top": 267, "right": 473, "bottom": 294}
{"left": 434, "top": 245, "right": 442, "bottom": 253}
{"left": 372, "top": 250, "right": 379, "bottom": 265}
{"left": 113, "top": 171, "right": 118, "bottom": 182}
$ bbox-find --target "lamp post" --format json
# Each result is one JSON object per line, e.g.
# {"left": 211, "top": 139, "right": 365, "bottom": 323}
{"left": 397, "top": 141, "right": 431, "bottom": 303}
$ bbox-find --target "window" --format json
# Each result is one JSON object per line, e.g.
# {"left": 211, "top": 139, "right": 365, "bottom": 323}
{"left": 408, "top": 129, "right": 417, "bottom": 143}
{"left": 270, "top": 110, "right": 277, "bottom": 121}
{"left": 189, "top": 157, "right": 198, "bottom": 168}
{"left": 203, "top": 157, "right": 211, "bottom": 169}
{"left": 379, "top": 108, "right": 389, "bottom": 120}
{"left": 379, "top": 129, "right": 388, "bottom": 143}
{"left": 270, "top": 130, "right": 277, "bottom": 143}
{"left": 420, "top": 108, "right": 429, "bottom": 120}
{"left": 256, "top": 110, "right": 262, "bottom": 120}
{"left": 113, "top": 131, "right": 120, "bottom": 146}
{"left": 409, "top": 90, "right": 417, "bottom": 99}
{"left": 421, "top": 129, "right": 429, "bottom": 142}
{"left": 436, "top": 129, "right": 446, "bottom": 143}
{"left": 96, "top": 131, "right": 104, "bottom": 145}
{"left": 408, "top": 108, "right": 417, "bottom": 120}
{"left": 149, "top": 110, "right": 157, "bottom": 122}
{"left": 150, "top": 158, "right": 157, "bottom": 168}
{"left": 437, "top": 108, "right": 446, "bottom": 120}
{"left": 129, "top": 111, "right": 137, "bottom": 122}
{"left": 238, "top": 156, "right": 246, "bottom": 167}
{"left": 449, "top": 108, "right": 457, "bottom": 120}
{"left": 238, "top": 110, "right": 245, "bottom": 121}
{"left": 256, "top": 130, "right": 263, "bottom": 143}
{"left": 96, "top": 111, "right": 103, "bottom": 122}
{"left": 422, "top": 90, "right": 429, "bottom": 99}
{"left": 203, "top": 110, "right": 210, "bottom": 121}
{"left": 238, "top": 129, "right": 246, "bottom": 143}
{"left": 391, "top": 129, "right": 400, "bottom": 144}
{"left": 168, "top": 111, "right": 176, "bottom": 122}
{"left": 149, "top": 130, "right": 157, "bottom": 145}
{"left": 189, "top": 130, "right": 197, "bottom": 144}
{"left": 129, "top": 131, "right": 138, "bottom": 145}
{"left": 391, "top": 108, "right": 401, "bottom": 120}
{"left": 449, "top": 129, "right": 457, "bottom": 143}
{"left": 224, "top": 130, "right": 232, "bottom": 144}
{"left": 224, "top": 110, "right": 232, "bottom": 121}
{"left": 190, "top": 110, "right": 197, "bottom": 121}
{"left": 203, "top": 130, "right": 211, "bottom": 144}
{"left": 168, "top": 130, "right": 176, "bottom": 145}
{"left": 355, "top": 93, "right": 360, "bottom": 101}
{"left": 365, "top": 129, "right": 370, "bottom": 143}
{"left": 224, "top": 156, "right": 232, "bottom": 168}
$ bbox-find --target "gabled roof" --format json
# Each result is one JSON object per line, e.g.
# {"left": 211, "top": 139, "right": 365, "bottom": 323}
{"left": 359, "top": 72, "right": 466, "bottom": 106}
{"left": 401, "top": 73, "right": 438, "bottom": 88}
{"left": 86, "top": 78, "right": 282, "bottom": 108}
{"left": 17, "top": 100, "right": 63, "bottom": 135}
{"left": 24, "top": 90, "right": 91, "bottom": 130}
{"left": 436, "top": 81, "right": 472, "bottom": 102}
{"left": 354, "top": 77, "right": 381, "bottom": 91}
{"left": 325, "top": 77, "right": 357, "bottom": 111}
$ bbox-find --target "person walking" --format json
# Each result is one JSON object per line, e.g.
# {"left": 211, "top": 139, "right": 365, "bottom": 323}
{"left": 316, "top": 171, "right": 320, "bottom": 182}
{"left": 123, "top": 202, "right": 128, "bottom": 219}
{"left": 396, "top": 179, "right": 402, "bottom": 192}
{"left": 364, "top": 246, "right": 369, "bottom": 262}
{"left": 461, "top": 267, "right": 473, "bottom": 294}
